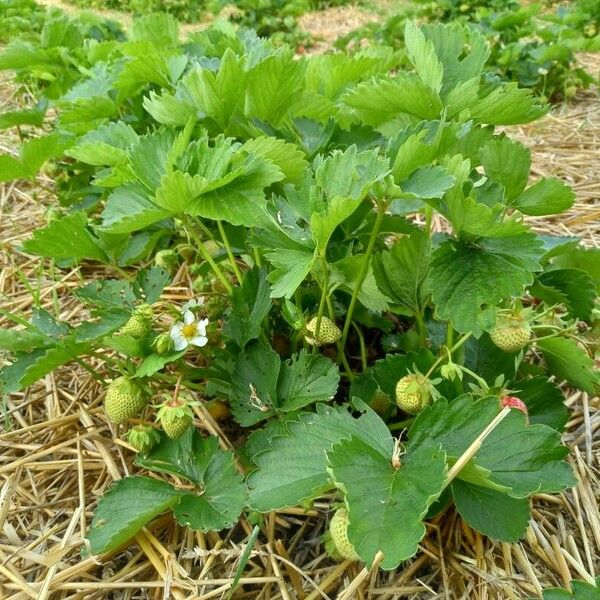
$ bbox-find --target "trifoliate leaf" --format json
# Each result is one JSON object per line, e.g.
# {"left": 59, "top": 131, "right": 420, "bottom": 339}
{"left": 22, "top": 211, "right": 108, "bottom": 262}
{"left": 429, "top": 233, "right": 543, "bottom": 335}
{"left": 136, "top": 431, "right": 246, "bottom": 531}
{"left": 247, "top": 402, "right": 390, "bottom": 511}
{"left": 328, "top": 436, "right": 446, "bottom": 569}
{"left": 223, "top": 268, "right": 272, "bottom": 349}
{"left": 513, "top": 178, "right": 575, "bottom": 216}
{"left": 88, "top": 476, "right": 180, "bottom": 555}
{"left": 410, "top": 395, "right": 575, "bottom": 497}
{"left": 537, "top": 337, "right": 599, "bottom": 395}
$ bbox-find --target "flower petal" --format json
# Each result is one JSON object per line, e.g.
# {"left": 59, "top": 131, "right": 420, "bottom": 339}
{"left": 170, "top": 323, "right": 184, "bottom": 340}
{"left": 183, "top": 310, "right": 195, "bottom": 325}
{"left": 190, "top": 335, "right": 208, "bottom": 348}
{"left": 173, "top": 337, "right": 189, "bottom": 351}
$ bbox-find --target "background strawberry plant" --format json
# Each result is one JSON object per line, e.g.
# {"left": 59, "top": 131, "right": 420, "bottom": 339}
{"left": 0, "top": 0, "right": 599, "bottom": 597}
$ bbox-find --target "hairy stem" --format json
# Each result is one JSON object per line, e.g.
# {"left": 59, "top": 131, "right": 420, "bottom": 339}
{"left": 217, "top": 220, "right": 243, "bottom": 286}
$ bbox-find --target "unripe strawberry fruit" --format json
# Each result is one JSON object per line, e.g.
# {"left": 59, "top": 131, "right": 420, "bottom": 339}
{"left": 120, "top": 314, "right": 150, "bottom": 339}
{"left": 305, "top": 316, "right": 341, "bottom": 346}
{"left": 490, "top": 315, "right": 531, "bottom": 353}
{"left": 369, "top": 388, "right": 391, "bottom": 415}
{"left": 395, "top": 374, "right": 431, "bottom": 414}
{"left": 157, "top": 397, "right": 194, "bottom": 439}
{"left": 104, "top": 377, "right": 146, "bottom": 424}
{"left": 329, "top": 508, "right": 359, "bottom": 561}
{"left": 127, "top": 424, "right": 161, "bottom": 454}
{"left": 501, "top": 395, "right": 528, "bottom": 416}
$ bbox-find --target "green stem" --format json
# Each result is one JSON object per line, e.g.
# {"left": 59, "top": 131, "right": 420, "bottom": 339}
{"left": 353, "top": 322, "right": 368, "bottom": 372}
{"left": 458, "top": 366, "right": 489, "bottom": 390}
{"left": 217, "top": 220, "right": 243, "bottom": 286}
{"left": 389, "top": 417, "right": 415, "bottom": 431}
{"left": 326, "top": 294, "right": 353, "bottom": 380}
{"left": 184, "top": 216, "right": 232, "bottom": 294}
{"left": 340, "top": 207, "right": 385, "bottom": 349}
{"left": 312, "top": 255, "right": 329, "bottom": 356}
{"left": 425, "top": 332, "right": 472, "bottom": 379}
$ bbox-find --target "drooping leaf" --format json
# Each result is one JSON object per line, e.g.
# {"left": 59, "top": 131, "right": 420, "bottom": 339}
{"left": 537, "top": 337, "right": 599, "bottom": 395}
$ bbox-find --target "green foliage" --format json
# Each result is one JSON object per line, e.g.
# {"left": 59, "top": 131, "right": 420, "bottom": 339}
{"left": 89, "top": 430, "right": 245, "bottom": 554}
{"left": 0, "top": 9, "right": 594, "bottom": 566}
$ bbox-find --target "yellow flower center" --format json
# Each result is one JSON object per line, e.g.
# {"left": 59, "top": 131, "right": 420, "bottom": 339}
{"left": 182, "top": 323, "right": 197, "bottom": 339}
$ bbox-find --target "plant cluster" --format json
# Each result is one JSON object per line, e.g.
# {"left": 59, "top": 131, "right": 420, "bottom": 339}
{"left": 1, "top": 7, "right": 599, "bottom": 571}
{"left": 337, "top": 0, "right": 600, "bottom": 102}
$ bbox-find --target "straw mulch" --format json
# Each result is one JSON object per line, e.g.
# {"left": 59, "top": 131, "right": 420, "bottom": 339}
{"left": 1, "top": 42, "right": 599, "bottom": 600}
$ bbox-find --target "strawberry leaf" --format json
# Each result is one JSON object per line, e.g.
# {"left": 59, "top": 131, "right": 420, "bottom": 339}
{"left": 451, "top": 480, "right": 530, "bottom": 542}
{"left": 135, "top": 431, "right": 246, "bottom": 531}
{"left": 327, "top": 436, "right": 446, "bottom": 569}
{"left": 533, "top": 269, "right": 596, "bottom": 321}
{"left": 247, "top": 402, "right": 390, "bottom": 511}
{"left": 429, "top": 232, "right": 543, "bottom": 336}
{"left": 223, "top": 268, "right": 272, "bottom": 349}
{"left": 21, "top": 211, "right": 108, "bottom": 263}
{"left": 537, "top": 337, "right": 599, "bottom": 395}
{"left": 513, "top": 179, "right": 575, "bottom": 217}
{"left": 509, "top": 377, "right": 568, "bottom": 431}
{"left": 88, "top": 476, "right": 180, "bottom": 555}
{"left": 229, "top": 344, "right": 340, "bottom": 425}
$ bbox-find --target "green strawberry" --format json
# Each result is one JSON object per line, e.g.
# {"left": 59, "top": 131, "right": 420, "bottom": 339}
{"left": 157, "top": 396, "right": 195, "bottom": 439}
{"left": 120, "top": 304, "right": 153, "bottom": 339}
{"left": 202, "top": 240, "right": 220, "bottom": 258}
{"left": 329, "top": 508, "right": 359, "bottom": 561}
{"left": 305, "top": 316, "right": 341, "bottom": 346}
{"left": 104, "top": 377, "right": 146, "bottom": 424}
{"left": 369, "top": 388, "right": 391, "bottom": 415}
{"left": 490, "top": 315, "right": 531, "bottom": 353}
{"left": 154, "top": 249, "right": 178, "bottom": 272}
{"left": 127, "top": 424, "right": 161, "bottom": 454}
{"left": 395, "top": 373, "right": 432, "bottom": 414}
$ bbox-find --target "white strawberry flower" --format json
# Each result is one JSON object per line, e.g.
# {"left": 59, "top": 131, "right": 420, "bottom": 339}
{"left": 182, "top": 297, "right": 205, "bottom": 313}
{"left": 170, "top": 310, "right": 209, "bottom": 351}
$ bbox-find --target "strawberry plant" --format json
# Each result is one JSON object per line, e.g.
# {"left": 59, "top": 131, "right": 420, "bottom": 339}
{"left": 1, "top": 9, "right": 598, "bottom": 571}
